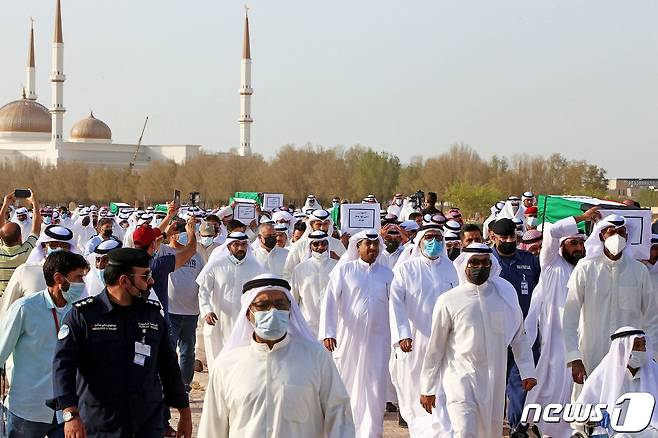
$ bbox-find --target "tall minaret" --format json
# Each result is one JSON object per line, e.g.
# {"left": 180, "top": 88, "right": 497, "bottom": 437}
{"left": 238, "top": 6, "right": 253, "bottom": 157}
{"left": 26, "top": 19, "right": 37, "bottom": 101}
{"left": 50, "top": 0, "right": 65, "bottom": 146}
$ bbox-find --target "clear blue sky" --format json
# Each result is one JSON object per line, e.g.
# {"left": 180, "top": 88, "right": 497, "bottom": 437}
{"left": 2, "top": 0, "right": 657, "bottom": 178}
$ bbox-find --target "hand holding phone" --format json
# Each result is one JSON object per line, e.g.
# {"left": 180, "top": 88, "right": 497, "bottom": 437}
{"left": 14, "top": 189, "right": 31, "bottom": 199}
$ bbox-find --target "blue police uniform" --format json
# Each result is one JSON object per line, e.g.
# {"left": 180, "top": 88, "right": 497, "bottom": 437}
{"left": 50, "top": 289, "right": 188, "bottom": 438}
{"left": 492, "top": 246, "right": 541, "bottom": 432}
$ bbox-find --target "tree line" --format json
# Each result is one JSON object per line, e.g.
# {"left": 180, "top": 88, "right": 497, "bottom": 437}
{"left": 1, "top": 143, "right": 610, "bottom": 219}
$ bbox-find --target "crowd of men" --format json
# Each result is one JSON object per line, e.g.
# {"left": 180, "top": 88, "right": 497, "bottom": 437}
{"left": 0, "top": 188, "right": 657, "bottom": 438}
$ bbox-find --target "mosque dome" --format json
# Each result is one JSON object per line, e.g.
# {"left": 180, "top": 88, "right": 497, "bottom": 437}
{"left": 0, "top": 93, "right": 52, "bottom": 134}
{"left": 70, "top": 112, "right": 112, "bottom": 141}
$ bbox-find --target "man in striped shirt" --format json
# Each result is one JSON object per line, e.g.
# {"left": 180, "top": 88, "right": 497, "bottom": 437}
{"left": 0, "top": 191, "right": 41, "bottom": 297}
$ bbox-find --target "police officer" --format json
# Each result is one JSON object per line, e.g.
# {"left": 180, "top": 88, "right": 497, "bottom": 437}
{"left": 50, "top": 248, "right": 192, "bottom": 438}
{"left": 490, "top": 217, "right": 541, "bottom": 438}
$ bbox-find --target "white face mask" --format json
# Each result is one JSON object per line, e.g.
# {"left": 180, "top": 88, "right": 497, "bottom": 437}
{"left": 604, "top": 234, "right": 626, "bottom": 256}
{"left": 629, "top": 350, "right": 648, "bottom": 369}
{"left": 311, "top": 250, "right": 329, "bottom": 261}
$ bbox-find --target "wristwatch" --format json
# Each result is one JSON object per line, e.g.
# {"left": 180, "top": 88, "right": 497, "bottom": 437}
{"left": 63, "top": 411, "right": 80, "bottom": 422}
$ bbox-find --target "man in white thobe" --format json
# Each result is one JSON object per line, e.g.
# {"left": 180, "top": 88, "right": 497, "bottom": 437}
{"left": 643, "top": 234, "right": 658, "bottom": 293}
{"left": 380, "top": 226, "right": 405, "bottom": 269}
{"left": 319, "top": 230, "right": 394, "bottom": 438}
{"left": 419, "top": 243, "right": 536, "bottom": 437}
{"left": 196, "top": 232, "right": 264, "bottom": 368}
{"left": 389, "top": 224, "right": 458, "bottom": 437}
{"left": 0, "top": 225, "right": 78, "bottom": 317}
{"left": 290, "top": 230, "right": 337, "bottom": 337}
{"left": 576, "top": 327, "right": 658, "bottom": 438}
{"left": 563, "top": 215, "right": 658, "bottom": 392}
{"left": 523, "top": 207, "right": 600, "bottom": 438}
{"left": 253, "top": 223, "right": 289, "bottom": 279}
{"left": 198, "top": 274, "right": 354, "bottom": 438}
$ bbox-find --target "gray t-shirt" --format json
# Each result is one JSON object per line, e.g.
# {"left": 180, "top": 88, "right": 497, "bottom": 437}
{"left": 167, "top": 251, "right": 204, "bottom": 315}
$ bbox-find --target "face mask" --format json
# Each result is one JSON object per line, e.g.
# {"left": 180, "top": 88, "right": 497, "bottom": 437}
{"left": 604, "top": 234, "right": 626, "bottom": 256}
{"left": 311, "top": 250, "right": 329, "bottom": 261}
{"left": 102, "top": 229, "right": 113, "bottom": 238}
{"left": 62, "top": 278, "right": 86, "bottom": 303}
{"left": 153, "top": 219, "right": 163, "bottom": 227}
{"left": 178, "top": 232, "right": 189, "bottom": 246}
{"left": 423, "top": 238, "right": 443, "bottom": 259}
{"left": 629, "top": 350, "right": 648, "bottom": 369}
{"left": 195, "top": 223, "right": 201, "bottom": 233}
{"left": 497, "top": 241, "right": 517, "bottom": 255}
{"left": 526, "top": 217, "right": 538, "bottom": 228}
{"left": 447, "top": 247, "right": 461, "bottom": 261}
{"left": 96, "top": 269, "right": 105, "bottom": 285}
{"left": 385, "top": 240, "right": 400, "bottom": 254}
{"left": 43, "top": 217, "right": 52, "bottom": 225}
{"left": 332, "top": 202, "right": 340, "bottom": 208}
{"left": 61, "top": 213, "right": 68, "bottom": 220}
{"left": 395, "top": 199, "right": 403, "bottom": 206}
{"left": 127, "top": 277, "right": 150, "bottom": 301}
{"left": 466, "top": 266, "right": 491, "bottom": 285}
{"left": 228, "top": 254, "right": 243, "bottom": 264}
{"left": 262, "top": 236, "right": 277, "bottom": 250}
{"left": 200, "top": 236, "right": 214, "bottom": 247}
{"left": 251, "top": 309, "right": 289, "bottom": 341}
{"left": 47, "top": 246, "right": 64, "bottom": 256}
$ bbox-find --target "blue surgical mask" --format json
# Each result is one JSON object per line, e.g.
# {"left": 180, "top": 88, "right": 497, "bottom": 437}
{"left": 62, "top": 278, "right": 86, "bottom": 303}
{"left": 200, "top": 236, "right": 214, "bottom": 247}
{"left": 47, "top": 247, "right": 64, "bottom": 256}
{"left": 250, "top": 309, "right": 289, "bottom": 341}
{"left": 526, "top": 216, "right": 538, "bottom": 228}
{"left": 177, "top": 232, "right": 189, "bottom": 246}
{"left": 60, "top": 213, "right": 68, "bottom": 220}
{"left": 423, "top": 238, "right": 443, "bottom": 259}
{"left": 43, "top": 216, "right": 52, "bottom": 225}
{"left": 96, "top": 269, "right": 105, "bottom": 285}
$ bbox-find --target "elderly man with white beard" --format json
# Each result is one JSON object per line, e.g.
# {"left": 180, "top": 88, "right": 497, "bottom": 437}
{"left": 389, "top": 224, "right": 458, "bottom": 437}
{"left": 563, "top": 215, "right": 658, "bottom": 394}
{"left": 419, "top": 243, "right": 536, "bottom": 438}
{"left": 522, "top": 207, "right": 600, "bottom": 438}
{"left": 290, "top": 230, "right": 337, "bottom": 337}
{"left": 319, "top": 230, "right": 394, "bottom": 438}
{"left": 196, "top": 232, "right": 264, "bottom": 367}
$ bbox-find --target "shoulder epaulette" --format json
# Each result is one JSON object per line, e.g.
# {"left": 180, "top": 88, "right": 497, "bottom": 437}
{"left": 73, "top": 297, "right": 95, "bottom": 308}
{"left": 146, "top": 299, "right": 162, "bottom": 309}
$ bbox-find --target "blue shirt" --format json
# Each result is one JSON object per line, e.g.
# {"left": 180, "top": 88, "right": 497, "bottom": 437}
{"left": 150, "top": 254, "right": 176, "bottom": 313}
{"left": 0, "top": 289, "right": 71, "bottom": 423}
{"left": 492, "top": 247, "right": 541, "bottom": 318}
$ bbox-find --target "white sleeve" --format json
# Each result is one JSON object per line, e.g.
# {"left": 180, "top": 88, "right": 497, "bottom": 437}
{"left": 318, "top": 349, "right": 356, "bottom": 437}
{"left": 319, "top": 271, "right": 342, "bottom": 340}
{"left": 540, "top": 216, "right": 579, "bottom": 268}
{"left": 420, "top": 297, "right": 451, "bottom": 395}
{"left": 389, "top": 265, "right": 412, "bottom": 342}
{"left": 197, "top": 270, "right": 215, "bottom": 317}
{"left": 197, "top": 363, "right": 230, "bottom": 438}
{"left": 562, "top": 264, "right": 586, "bottom": 364}
{"left": 0, "top": 265, "right": 25, "bottom": 318}
{"left": 510, "top": 313, "right": 536, "bottom": 380}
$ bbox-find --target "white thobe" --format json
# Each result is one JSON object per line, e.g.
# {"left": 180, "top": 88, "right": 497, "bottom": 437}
{"left": 389, "top": 256, "right": 458, "bottom": 437}
{"left": 319, "top": 259, "right": 394, "bottom": 438}
{"left": 253, "top": 246, "right": 289, "bottom": 280}
{"left": 290, "top": 255, "right": 337, "bottom": 337}
{"left": 523, "top": 217, "right": 578, "bottom": 438}
{"left": 420, "top": 281, "right": 536, "bottom": 438}
{"left": 284, "top": 236, "right": 345, "bottom": 279}
{"left": 380, "top": 246, "right": 404, "bottom": 269}
{"left": 617, "top": 371, "right": 658, "bottom": 438}
{"left": 196, "top": 256, "right": 264, "bottom": 367}
{"left": 0, "top": 262, "right": 46, "bottom": 318}
{"left": 197, "top": 335, "right": 355, "bottom": 438}
{"left": 14, "top": 219, "right": 31, "bottom": 243}
{"left": 647, "top": 261, "right": 658, "bottom": 295}
{"left": 563, "top": 255, "right": 658, "bottom": 374}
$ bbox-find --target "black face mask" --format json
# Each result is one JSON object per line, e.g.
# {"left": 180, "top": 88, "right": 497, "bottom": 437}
{"left": 128, "top": 277, "right": 149, "bottom": 301}
{"left": 384, "top": 240, "right": 400, "bottom": 254}
{"left": 102, "top": 229, "right": 113, "bottom": 238}
{"left": 497, "top": 241, "right": 517, "bottom": 255}
{"left": 262, "top": 236, "right": 277, "bottom": 250}
{"left": 447, "top": 247, "right": 461, "bottom": 261}
{"left": 466, "top": 266, "right": 491, "bottom": 285}
{"left": 81, "top": 217, "right": 90, "bottom": 227}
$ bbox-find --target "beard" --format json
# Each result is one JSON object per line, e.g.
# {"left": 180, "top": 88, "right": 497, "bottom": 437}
{"left": 563, "top": 249, "right": 584, "bottom": 266}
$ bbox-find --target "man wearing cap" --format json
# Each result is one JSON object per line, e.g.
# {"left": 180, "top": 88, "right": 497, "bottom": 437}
{"left": 0, "top": 190, "right": 41, "bottom": 296}
{"left": 563, "top": 214, "right": 658, "bottom": 395}
{"left": 51, "top": 248, "right": 192, "bottom": 438}
{"left": 198, "top": 274, "right": 354, "bottom": 437}
{"left": 0, "top": 251, "right": 88, "bottom": 437}
{"left": 0, "top": 225, "right": 76, "bottom": 317}
{"left": 319, "top": 230, "right": 394, "bottom": 438}
{"left": 420, "top": 243, "right": 536, "bottom": 437}
{"left": 253, "top": 223, "right": 289, "bottom": 279}
{"left": 290, "top": 230, "right": 337, "bottom": 336}
{"left": 389, "top": 224, "right": 458, "bottom": 435}
{"left": 197, "top": 221, "right": 220, "bottom": 263}
{"left": 489, "top": 217, "right": 541, "bottom": 435}
{"left": 521, "top": 207, "right": 600, "bottom": 438}
{"left": 196, "top": 231, "right": 265, "bottom": 368}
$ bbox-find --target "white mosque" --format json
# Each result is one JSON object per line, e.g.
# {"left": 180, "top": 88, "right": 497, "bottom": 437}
{"left": 0, "top": 1, "right": 256, "bottom": 170}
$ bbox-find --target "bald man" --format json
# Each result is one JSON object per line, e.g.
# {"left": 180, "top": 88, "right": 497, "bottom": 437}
{"left": 0, "top": 191, "right": 41, "bottom": 296}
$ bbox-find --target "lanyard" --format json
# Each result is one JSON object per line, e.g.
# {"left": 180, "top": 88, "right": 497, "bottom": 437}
{"left": 51, "top": 308, "right": 60, "bottom": 334}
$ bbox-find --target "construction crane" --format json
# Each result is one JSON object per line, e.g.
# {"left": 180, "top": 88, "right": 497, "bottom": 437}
{"left": 128, "top": 116, "right": 149, "bottom": 173}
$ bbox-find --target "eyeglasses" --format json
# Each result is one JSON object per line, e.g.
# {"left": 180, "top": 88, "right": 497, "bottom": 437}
{"left": 250, "top": 300, "right": 291, "bottom": 312}
{"left": 129, "top": 272, "right": 153, "bottom": 281}
{"left": 467, "top": 259, "right": 492, "bottom": 268}
{"left": 311, "top": 240, "right": 329, "bottom": 247}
